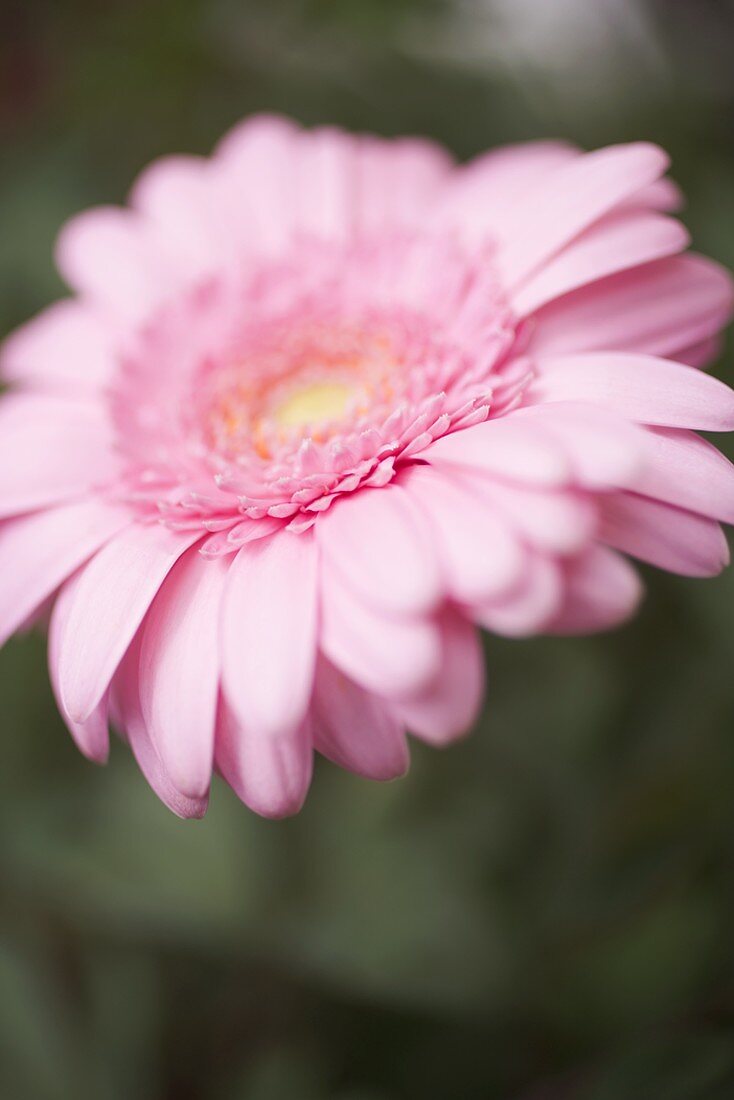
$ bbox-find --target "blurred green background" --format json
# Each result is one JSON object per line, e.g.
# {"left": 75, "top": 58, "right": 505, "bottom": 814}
{"left": 3, "top": 1, "right": 734, "bottom": 1097}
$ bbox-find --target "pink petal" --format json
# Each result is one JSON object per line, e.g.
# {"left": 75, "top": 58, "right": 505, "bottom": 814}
{"left": 221, "top": 531, "right": 318, "bottom": 740}
{"left": 216, "top": 700, "right": 313, "bottom": 819}
{"left": 320, "top": 566, "right": 441, "bottom": 699}
{"left": 0, "top": 500, "right": 128, "bottom": 647}
{"left": 0, "top": 299, "right": 115, "bottom": 391}
{"left": 424, "top": 416, "right": 571, "bottom": 487}
{"left": 599, "top": 492, "right": 729, "bottom": 577}
{"left": 633, "top": 428, "right": 734, "bottom": 523}
{"left": 312, "top": 655, "right": 409, "bottom": 780}
{"left": 392, "top": 611, "right": 484, "bottom": 745}
{"left": 528, "top": 255, "right": 734, "bottom": 359}
{"left": 439, "top": 141, "right": 579, "bottom": 243}
{"left": 460, "top": 471, "right": 597, "bottom": 555}
{"left": 400, "top": 463, "right": 524, "bottom": 603}
{"left": 112, "top": 636, "right": 209, "bottom": 819}
{"left": 497, "top": 142, "right": 669, "bottom": 287}
{"left": 513, "top": 210, "right": 688, "bottom": 316}
{"left": 55, "top": 206, "right": 177, "bottom": 322}
{"left": 130, "top": 154, "right": 227, "bottom": 277}
{"left": 0, "top": 394, "right": 117, "bottom": 519}
{"left": 55, "top": 523, "right": 199, "bottom": 723}
{"left": 530, "top": 352, "right": 734, "bottom": 430}
{"left": 48, "top": 572, "right": 110, "bottom": 763}
{"left": 509, "top": 402, "right": 645, "bottom": 489}
{"left": 473, "top": 553, "right": 563, "bottom": 637}
{"left": 549, "top": 546, "right": 643, "bottom": 634}
{"left": 139, "top": 549, "right": 229, "bottom": 798}
{"left": 318, "top": 485, "right": 443, "bottom": 615}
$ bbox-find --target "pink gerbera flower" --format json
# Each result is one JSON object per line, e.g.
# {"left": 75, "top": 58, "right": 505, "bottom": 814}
{"left": 2, "top": 116, "right": 734, "bottom": 819}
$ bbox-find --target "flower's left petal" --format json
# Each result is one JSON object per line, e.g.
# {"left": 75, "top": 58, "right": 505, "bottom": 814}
{"left": 320, "top": 567, "right": 442, "bottom": 699}
{"left": 222, "top": 531, "right": 318, "bottom": 740}
{"left": 49, "top": 572, "right": 110, "bottom": 763}
{"left": 55, "top": 206, "right": 176, "bottom": 322}
{"left": 0, "top": 500, "right": 129, "bottom": 647}
{"left": 0, "top": 394, "right": 117, "bottom": 519}
{"left": 56, "top": 524, "right": 199, "bottom": 724}
{"left": 392, "top": 611, "right": 484, "bottom": 745}
{"left": 139, "top": 549, "right": 229, "bottom": 798}
{"left": 0, "top": 299, "right": 116, "bottom": 392}
{"left": 548, "top": 546, "right": 643, "bottom": 634}
{"left": 216, "top": 701, "right": 313, "bottom": 819}
{"left": 111, "top": 635, "right": 209, "bottom": 819}
{"left": 530, "top": 353, "right": 734, "bottom": 431}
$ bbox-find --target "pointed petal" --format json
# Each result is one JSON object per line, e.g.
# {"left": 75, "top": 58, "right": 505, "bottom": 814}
{"left": 530, "top": 352, "right": 734, "bottom": 430}
{"left": 216, "top": 701, "right": 313, "bottom": 819}
{"left": 312, "top": 655, "right": 409, "bottom": 780}
{"left": 320, "top": 566, "right": 441, "bottom": 698}
{"left": 600, "top": 492, "right": 729, "bottom": 577}
{"left": 0, "top": 500, "right": 128, "bottom": 647}
{"left": 549, "top": 546, "right": 643, "bottom": 634}
{"left": 497, "top": 142, "right": 669, "bottom": 286}
{"left": 139, "top": 549, "right": 228, "bottom": 797}
{"left": 221, "top": 531, "right": 318, "bottom": 739}
{"left": 49, "top": 572, "right": 110, "bottom": 763}
{"left": 318, "top": 485, "right": 443, "bottom": 615}
{"left": 513, "top": 211, "right": 688, "bottom": 316}
{"left": 112, "top": 636, "right": 209, "bottom": 819}
{"left": 401, "top": 463, "right": 524, "bottom": 602}
{"left": 56, "top": 523, "right": 198, "bottom": 723}
{"left": 393, "top": 611, "right": 484, "bottom": 745}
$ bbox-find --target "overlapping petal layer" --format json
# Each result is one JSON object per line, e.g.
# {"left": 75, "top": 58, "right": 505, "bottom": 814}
{"left": 1, "top": 116, "right": 733, "bottom": 817}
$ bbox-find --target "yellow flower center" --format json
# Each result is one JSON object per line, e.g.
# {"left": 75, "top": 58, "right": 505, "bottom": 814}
{"left": 272, "top": 380, "right": 356, "bottom": 430}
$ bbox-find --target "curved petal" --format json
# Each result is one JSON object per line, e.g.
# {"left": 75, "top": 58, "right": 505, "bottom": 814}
{"left": 216, "top": 700, "right": 313, "bottom": 819}
{"left": 528, "top": 254, "right": 734, "bottom": 359}
{"left": 459, "top": 470, "right": 597, "bottom": 555}
{"left": 318, "top": 485, "right": 443, "bottom": 615}
{"left": 0, "top": 500, "right": 128, "bottom": 647}
{"left": 48, "top": 572, "right": 110, "bottom": 763}
{"left": 139, "top": 549, "right": 229, "bottom": 798}
{"left": 599, "top": 492, "right": 729, "bottom": 577}
{"left": 312, "top": 655, "right": 409, "bottom": 780}
{"left": 393, "top": 611, "right": 484, "bottom": 745}
{"left": 111, "top": 636, "right": 209, "bottom": 819}
{"left": 549, "top": 546, "right": 643, "bottom": 634}
{"left": 0, "top": 300, "right": 116, "bottom": 391}
{"left": 508, "top": 402, "right": 645, "bottom": 489}
{"left": 320, "top": 565, "right": 441, "bottom": 699}
{"left": 496, "top": 142, "right": 669, "bottom": 287}
{"left": 513, "top": 211, "right": 688, "bottom": 317}
{"left": 425, "top": 416, "right": 571, "bottom": 487}
{"left": 55, "top": 206, "right": 177, "bottom": 322}
{"left": 221, "top": 531, "right": 318, "bottom": 740}
{"left": 0, "top": 394, "right": 118, "bottom": 519}
{"left": 633, "top": 428, "right": 734, "bottom": 523}
{"left": 55, "top": 524, "right": 199, "bottom": 723}
{"left": 530, "top": 352, "right": 734, "bottom": 431}
{"left": 400, "top": 463, "right": 524, "bottom": 603}
{"left": 472, "top": 553, "right": 563, "bottom": 637}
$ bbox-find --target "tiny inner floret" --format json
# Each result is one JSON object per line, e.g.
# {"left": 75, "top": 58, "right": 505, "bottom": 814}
{"left": 201, "top": 320, "right": 402, "bottom": 459}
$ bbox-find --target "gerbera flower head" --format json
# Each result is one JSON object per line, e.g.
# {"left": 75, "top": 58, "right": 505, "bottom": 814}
{"left": 2, "top": 116, "right": 734, "bottom": 818}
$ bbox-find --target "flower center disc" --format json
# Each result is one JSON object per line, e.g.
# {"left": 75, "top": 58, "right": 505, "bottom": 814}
{"left": 272, "top": 379, "right": 355, "bottom": 430}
